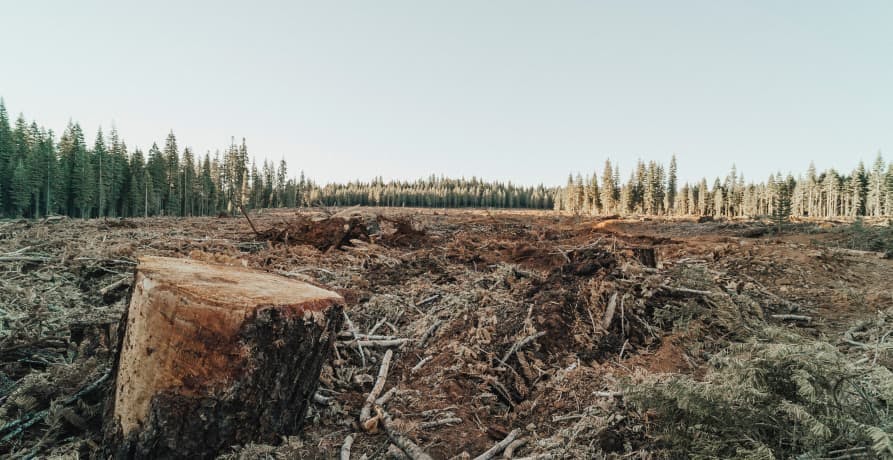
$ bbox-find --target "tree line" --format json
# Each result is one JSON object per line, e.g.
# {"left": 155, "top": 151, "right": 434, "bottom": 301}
{"left": 555, "top": 154, "right": 893, "bottom": 219}
{"left": 0, "top": 99, "right": 555, "bottom": 218}
{"left": 5, "top": 99, "right": 891, "bottom": 220}
{"left": 307, "top": 177, "right": 555, "bottom": 209}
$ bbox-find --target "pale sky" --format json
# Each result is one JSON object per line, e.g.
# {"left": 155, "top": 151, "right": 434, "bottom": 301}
{"left": 2, "top": 1, "right": 892, "bottom": 186}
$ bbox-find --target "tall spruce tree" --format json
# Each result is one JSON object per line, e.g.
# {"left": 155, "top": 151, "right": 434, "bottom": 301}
{"left": 0, "top": 100, "right": 12, "bottom": 214}
{"left": 666, "top": 154, "right": 677, "bottom": 215}
{"left": 163, "top": 132, "right": 180, "bottom": 216}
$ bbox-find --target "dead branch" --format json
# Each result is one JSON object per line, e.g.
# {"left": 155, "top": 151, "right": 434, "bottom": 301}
{"left": 659, "top": 285, "right": 715, "bottom": 296}
{"left": 503, "top": 437, "right": 527, "bottom": 458}
{"left": 331, "top": 205, "right": 362, "bottom": 219}
{"left": 770, "top": 314, "right": 812, "bottom": 323}
{"left": 368, "top": 317, "right": 388, "bottom": 336}
{"left": 343, "top": 311, "right": 366, "bottom": 368}
{"left": 411, "top": 356, "right": 433, "bottom": 374}
{"left": 381, "top": 409, "right": 434, "bottom": 460}
{"left": 416, "top": 295, "right": 440, "bottom": 307}
{"left": 593, "top": 390, "right": 624, "bottom": 398}
{"left": 0, "top": 369, "right": 110, "bottom": 443}
{"left": 602, "top": 292, "right": 618, "bottom": 330}
{"left": 99, "top": 276, "right": 131, "bottom": 295}
{"left": 341, "top": 338, "right": 410, "bottom": 348}
{"left": 0, "top": 255, "right": 51, "bottom": 263}
{"left": 473, "top": 429, "right": 519, "bottom": 460}
{"left": 500, "top": 332, "right": 546, "bottom": 365}
{"left": 375, "top": 387, "right": 398, "bottom": 406}
{"left": 239, "top": 204, "right": 261, "bottom": 236}
{"left": 340, "top": 434, "right": 354, "bottom": 460}
{"left": 338, "top": 332, "right": 397, "bottom": 341}
{"left": 360, "top": 349, "right": 393, "bottom": 426}
{"left": 419, "top": 319, "right": 444, "bottom": 347}
{"left": 418, "top": 417, "right": 462, "bottom": 429}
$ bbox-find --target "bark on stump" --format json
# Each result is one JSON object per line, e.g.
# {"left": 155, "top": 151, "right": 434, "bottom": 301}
{"left": 103, "top": 256, "right": 343, "bottom": 459}
{"left": 633, "top": 247, "right": 658, "bottom": 268}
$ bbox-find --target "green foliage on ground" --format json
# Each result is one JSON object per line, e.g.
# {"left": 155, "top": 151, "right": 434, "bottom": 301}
{"left": 841, "top": 218, "right": 893, "bottom": 253}
{"left": 624, "top": 326, "right": 893, "bottom": 459}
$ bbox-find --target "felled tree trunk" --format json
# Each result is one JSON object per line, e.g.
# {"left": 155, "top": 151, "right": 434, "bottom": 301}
{"left": 103, "top": 256, "right": 343, "bottom": 459}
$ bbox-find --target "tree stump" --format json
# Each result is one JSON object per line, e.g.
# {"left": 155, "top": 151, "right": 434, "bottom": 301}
{"left": 633, "top": 247, "right": 658, "bottom": 268}
{"left": 103, "top": 256, "right": 344, "bottom": 459}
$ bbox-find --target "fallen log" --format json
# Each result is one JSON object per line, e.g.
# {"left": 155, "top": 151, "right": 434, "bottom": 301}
{"left": 102, "top": 256, "right": 344, "bottom": 459}
{"left": 770, "top": 314, "right": 812, "bottom": 323}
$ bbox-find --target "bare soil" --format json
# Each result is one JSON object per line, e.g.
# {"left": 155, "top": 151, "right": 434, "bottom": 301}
{"left": 1, "top": 209, "right": 891, "bottom": 458}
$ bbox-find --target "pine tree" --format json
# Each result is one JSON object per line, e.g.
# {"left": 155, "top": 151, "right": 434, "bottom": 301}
{"left": 163, "top": 132, "right": 180, "bottom": 216}
{"left": 854, "top": 161, "right": 869, "bottom": 217}
{"left": 712, "top": 179, "right": 724, "bottom": 217}
{"left": 182, "top": 146, "right": 196, "bottom": 216}
{"left": 885, "top": 163, "right": 893, "bottom": 217}
{"left": 0, "top": 99, "right": 11, "bottom": 213}
{"left": 867, "top": 153, "right": 885, "bottom": 217}
{"left": 643, "top": 162, "right": 656, "bottom": 215}
{"left": 39, "top": 128, "right": 57, "bottom": 216}
{"left": 201, "top": 153, "right": 215, "bottom": 215}
{"left": 697, "top": 178, "right": 709, "bottom": 216}
{"left": 108, "top": 128, "right": 127, "bottom": 217}
{"left": 129, "top": 148, "right": 146, "bottom": 218}
{"left": 57, "top": 123, "right": 93, "bottom": 218}
{"left": 276, "top": 158, "right": 287, "bottom": 207}
{"left": 10, "top": 158, "right": 29, "bottom": 216}
{"left": 666, "top": 154, "right": 677, "bottom": 215}
{"left": 147, "top": 143, "right": 166, "bottom": 216}
{"left": 588, "top": 172, "right": 600, "bottom": 215}
{"left": 93, "top": 128, "right": 108, "bottom": 217}
{"left": 686, "top": 183, "right": 696, "bottom": 216}
{"left": 601, "top": 159, "right": 616, "bottom": 215}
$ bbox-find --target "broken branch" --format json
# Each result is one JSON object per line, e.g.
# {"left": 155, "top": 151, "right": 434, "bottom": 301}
{"left": 473, "top": 429, "right": 519, "bottom": 460}
{"left": 360, "top": 349, "right": 393, "bottom": 426}
{"left": 500, "top": 332, "right": 546, "bottom": 365}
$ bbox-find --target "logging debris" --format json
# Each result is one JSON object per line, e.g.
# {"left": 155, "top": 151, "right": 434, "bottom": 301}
{"left": 1, "top": 210, "right": 891, "bottom": 458}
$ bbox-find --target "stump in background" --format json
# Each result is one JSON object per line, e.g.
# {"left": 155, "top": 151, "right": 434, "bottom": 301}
{"left": 634, "top": 247, "right": 658, "bottom": 268}
{"left": 104, "top": 256, "right": 343, "bottom": 459}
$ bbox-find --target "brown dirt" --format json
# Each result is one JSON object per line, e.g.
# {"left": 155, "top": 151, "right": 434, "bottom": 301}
{"left": 1, "top": 209, "right": 891, "bottom": 458}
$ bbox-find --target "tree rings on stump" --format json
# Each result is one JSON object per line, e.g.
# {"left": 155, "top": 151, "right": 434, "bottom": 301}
{"left": 103, "top": 256, "right": 343, "bottom": 459}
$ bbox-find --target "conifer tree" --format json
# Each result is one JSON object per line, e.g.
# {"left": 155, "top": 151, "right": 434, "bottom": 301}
{"left": 697, "top": 178, "right": 709, "bottom": 216}
{"left": 854, "top": 161, "right": 869, "bottom": 216}
{"left": 10, "top": 158, "right": 29, "bottom": 216}
{"left": 182, "top": 146, "right": 196, "bottom": 216}
{"left": 108, "top": 128, "right": 127, "bottom": 216}
{"left": 867, "top": 153, "right": 885, "bottom": 217}
{"left": 0, "top": 99, "right": 11, "bottom": 213}
{"left": 163, "top": 132, "right": 180, "bottom": 216}
{"left": 666, "top": 154, "right": 677, "bottom": 214}
{"left": 600, "top": 159, "right": 615, "bottom": 214}
{"left": 94, "top": 128, "right": 107, "bottom": 217}
{"left": 885, "top": 163, "right": 893, "bottom": 217}
{"left": 128, "top": 148, "right": 146, "bottom": 218}
{"left": 147, "top": 143, "right": 166, "bottom": 216}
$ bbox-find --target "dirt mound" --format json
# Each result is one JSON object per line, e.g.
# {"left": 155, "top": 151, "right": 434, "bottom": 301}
{"left": 375, "top": 216, "right": 428, "bottom": 248}
{"left": 256, "top": 216, "right": 370, "bottom": 251}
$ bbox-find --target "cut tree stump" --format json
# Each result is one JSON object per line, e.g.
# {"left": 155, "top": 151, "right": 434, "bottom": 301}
{"left": 103, "top": 256, "right": 344, "bottom": 459}
{"left": 633, "top": 247, "right": 658, "bottom": 268}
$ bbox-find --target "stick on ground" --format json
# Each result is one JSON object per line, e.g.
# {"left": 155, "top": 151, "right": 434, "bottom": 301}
{"left": 473, "top": 429, "right": 519, "bottom": 460}
{"left": 360, "top": 349, "right": 393, "bottom": 425}
{"left": 381, "top": 409, "right": 434, "bottom": 460}
{"left": 340, "top": 434, "right": 354, "bottom": 460}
